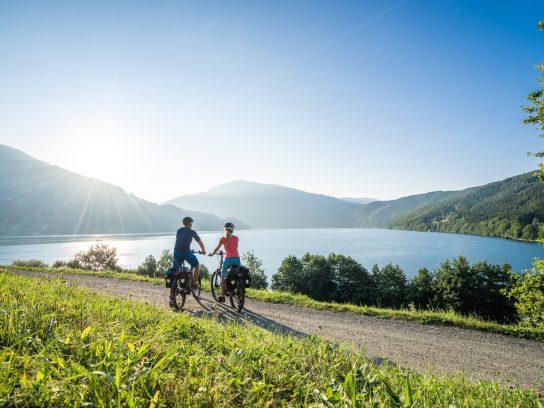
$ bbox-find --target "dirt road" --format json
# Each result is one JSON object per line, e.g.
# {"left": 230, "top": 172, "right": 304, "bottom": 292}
{"left": 10, "top": 269, "right": 544, "bottom": 390}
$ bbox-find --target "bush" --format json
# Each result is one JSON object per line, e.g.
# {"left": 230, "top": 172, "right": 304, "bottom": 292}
{"left": 12, "top": 259, "right": 48, "bottom": 268}
{"left": 74, "top": 242, "right": 119, "bottom": 272}
{"left": 157, "top": 249, "right": 173, "bottom": 275}
{"left": 434, "top": 256, "right": 517, "bottom": 323}
{"left": 53, "top": 259, "right": 82, "bottom": 269}
{"left": 136, "top": 255, "right": 157, "bottom": 277}
{"left": 406, "top": 268, "right": 435, "bottom": 309}
{"left": 372, "top": 263, "right": 407, "bottom": 308}
{"left": 329, "top": 253, "right": 377, "bottom": 305}
{"left": 242, "top": 251, "right": 268, "bottom": 289}
{"left": 272, "top": 255, "right": 305, "bottom": 293}
{"left": 508, "top": 260, "right": 544, "bottom": 326}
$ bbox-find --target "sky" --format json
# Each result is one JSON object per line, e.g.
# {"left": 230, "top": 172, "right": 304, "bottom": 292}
{"left": 1, "top": 0, "right": 543, "bottom": 202}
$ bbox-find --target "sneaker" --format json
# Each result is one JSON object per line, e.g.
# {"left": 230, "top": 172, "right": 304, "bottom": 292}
{"left": 218, "top": 296, "right": 225, "bottom": 303}
{"left": 169, "top": 300, "right": 176, "bottom": 307}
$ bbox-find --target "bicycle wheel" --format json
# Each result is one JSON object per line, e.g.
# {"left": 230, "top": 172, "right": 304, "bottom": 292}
{"left": 170, "top": 278, "right": 186, "bottom": 310}
{"left": 210, "top": 270, "right": 221, "bottom": 302}
{"left": 192, "top": 272, "right": 202, "bottom": 299}
{"left": 229, "top": 279, "right": 245, "bottom": 312}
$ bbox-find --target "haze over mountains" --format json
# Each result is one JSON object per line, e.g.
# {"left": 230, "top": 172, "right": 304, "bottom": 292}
{"left": 167, "top": 181, "right": 360, "bottom": 228}
{"left": 1, "top": 145, "right": 542, "bottom": 241}
{"left": 0, "top": 145, "right": 242, "bottom": 235}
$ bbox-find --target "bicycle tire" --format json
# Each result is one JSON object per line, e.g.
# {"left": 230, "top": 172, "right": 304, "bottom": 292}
{"left": 192, "top": 272, "right": 203, "bottom": 299}
{"left": 229, "top": 279, "right": 245, "bottom": 312}
{"left": 170, "top": 278, "right": 186, "bottom": 310}
{"left": 210, "top": 270, "right": 221, "bottom": 302}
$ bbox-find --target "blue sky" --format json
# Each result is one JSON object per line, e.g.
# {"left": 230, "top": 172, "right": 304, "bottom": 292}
{"left": 1, "top": 0, "right": 543, "bottom": 202}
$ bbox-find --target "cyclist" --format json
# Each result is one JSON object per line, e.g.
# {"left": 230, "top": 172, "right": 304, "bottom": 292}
{"left": 209, "top": 222, "right": 240, "bottom": 303}
{"left": 173, "top": 216, "right": 206, "bottom": 293}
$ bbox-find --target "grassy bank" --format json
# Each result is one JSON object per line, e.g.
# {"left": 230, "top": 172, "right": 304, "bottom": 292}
{"left": 1, "top": 272, "right": 542, "bottom": 406}
{"left": 4, "top": 265, "right": 544, "bottom": 341}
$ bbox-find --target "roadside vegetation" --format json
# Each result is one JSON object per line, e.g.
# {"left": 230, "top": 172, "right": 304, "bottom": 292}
{"left": 1, "top": 272, "right": 541, "bottom": 407}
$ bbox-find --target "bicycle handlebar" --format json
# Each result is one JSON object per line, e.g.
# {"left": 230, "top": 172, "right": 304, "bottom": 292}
{"left": 191, "top": 250, "right": 204, "bottom": 254}
{"left": 208, "top": 251, "right": 225, "bottom": 257}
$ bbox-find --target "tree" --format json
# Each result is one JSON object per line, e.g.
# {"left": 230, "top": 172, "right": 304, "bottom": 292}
{"left": 137, "top": 255, "right": 157, "bottom": 277}
{"left": 406, "top": 268, "right": 435, "bottom": 309}
{"left": 74, "top": 242, "right": 118, "bottom": 271}
{"left": 372, "top": 263, "right": 406, "bottom": 308}
{"left": 157, "top": 249, "right": 173, "bottom": 275}
{"left": 300, "top": 253, "right": 334, "bottom": 302}
{"left": 242, "top": 250, "right": 268, "bottom": 289}
{"left": 507, "top": 260, "right": 544, "bottom": 326}
{"left": 328, "top": 253, "right": 377, "bottom": 305}
{"left": 522, "top": 20, "right": 544, "bottom": 183}
{"left": 272, "top": 255, "right": 305, "bottom": 293}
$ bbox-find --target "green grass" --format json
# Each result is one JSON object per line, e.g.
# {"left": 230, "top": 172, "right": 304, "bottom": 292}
{"left": 4, "top": 264, "right": 544, "bottom": 341}
{"left": 0, "top": 272, "right": 542, "bottom": 407}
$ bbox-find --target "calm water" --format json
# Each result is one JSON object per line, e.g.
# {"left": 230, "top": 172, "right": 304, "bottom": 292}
{"left": 1, "top": 229, "right": 543, "bottom": 279}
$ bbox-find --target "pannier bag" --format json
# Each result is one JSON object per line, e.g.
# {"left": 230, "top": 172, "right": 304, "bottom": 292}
{"left": 176, "top": 267, "right": 191, "bottom": 290}
{"left": 226, "top": 267, "right": 239, "bottom": 291}
{"left": 164, "top": 267, "right": 175, "bottom": 288}
{"left": 239, "top": 266, "right": 251, "bottom": 288}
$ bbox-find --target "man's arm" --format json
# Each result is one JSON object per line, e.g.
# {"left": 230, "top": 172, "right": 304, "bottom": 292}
{"left": 196, "top": 239, "right": 206, "bottom": 255}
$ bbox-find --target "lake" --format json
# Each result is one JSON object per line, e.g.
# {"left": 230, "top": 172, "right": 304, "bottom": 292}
{"left": 1, "top": 228, "right": 543, "bottom": 279}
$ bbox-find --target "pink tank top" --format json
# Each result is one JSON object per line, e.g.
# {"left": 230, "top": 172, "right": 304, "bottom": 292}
{"left": 221, "top": 235, "right": 239, "bottom": 258}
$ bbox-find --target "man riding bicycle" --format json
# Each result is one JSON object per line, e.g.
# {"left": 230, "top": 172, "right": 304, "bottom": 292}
{"left": 172, "top": 217, "right": 206, "bottom": 294}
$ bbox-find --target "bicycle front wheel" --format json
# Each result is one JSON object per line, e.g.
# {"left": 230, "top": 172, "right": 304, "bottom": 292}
{"left": 229, "top": 279, "right": 245, "bottom": 312}
{"left": 171, "top": 279, "right": 186, "bottom": 310}
{"left": 210, "top": 270, "right": 221, "bottom": 302}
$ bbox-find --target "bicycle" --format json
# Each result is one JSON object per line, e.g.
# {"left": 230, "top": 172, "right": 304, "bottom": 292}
{"left": 167, "top": 249, "right": 203, "bottom": 310}
{"left": 209, "top": 251, "right": 249, "bottom": 312}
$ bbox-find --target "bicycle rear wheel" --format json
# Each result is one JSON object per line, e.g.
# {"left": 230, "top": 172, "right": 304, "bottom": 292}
{"left": 229, "top": 279, "right": 245, "bottom": 312}
{"left": 170, "top": 279, "right": 186, "bottom": 310}
{"left": 192, "top": 272, "right": 203, "bottom": 299}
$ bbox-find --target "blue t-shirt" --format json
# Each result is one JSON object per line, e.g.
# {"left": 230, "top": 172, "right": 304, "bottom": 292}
{"left": 174, "top": 227, "right": 200, "bottom": 253}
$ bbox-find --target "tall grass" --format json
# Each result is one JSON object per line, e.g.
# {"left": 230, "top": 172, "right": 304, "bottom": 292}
{"left": 0, "top": 272, "right": 542, "bottom": 406}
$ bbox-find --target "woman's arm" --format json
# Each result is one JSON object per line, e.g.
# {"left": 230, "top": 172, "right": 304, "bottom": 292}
{"left": 210, "top": 239, "right": 223, "bottom": 255}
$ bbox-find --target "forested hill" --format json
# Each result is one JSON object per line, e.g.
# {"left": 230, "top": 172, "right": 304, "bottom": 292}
{"left": 0, "top": 145, "right": 242, "bottom": 235}
{"left": 352, "top": 190, "right": 458, "bottom": 228}
{"left": 390, "top": 172, "right": 544, "bottom": 241}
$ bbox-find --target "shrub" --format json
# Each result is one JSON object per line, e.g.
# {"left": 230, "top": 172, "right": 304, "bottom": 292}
{"left": 74, "top": 242, "right": 119, "bottom": 271}
{"left": 508, "top": 260, "right": 544, "bottom": 326}
{"left": 406, "top": 268, "right": 435, "bottom": 309}
{"left": 372, "top": 263, "right": 407, "bottom": 308}
{"left": 329, "top": 253, "right": 377, "bottom": 305}
{"left": 136, "top": 255, "right": 157, "bottom": 277}
{"left": 157, "top": 249, "right": 173, "bottom": 275}
{"left": 11, "top": 259, "right": 48, "bottom": 268}
{"left": 272, "top": 255, "right": 305, "bottom": 293}
{"left": 242, "top": 250, "right": 268, "bottom": 289}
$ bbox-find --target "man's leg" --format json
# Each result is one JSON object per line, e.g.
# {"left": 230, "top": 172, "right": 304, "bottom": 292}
{"left": 193, "top": 264, "right": 200, "bottom": 286}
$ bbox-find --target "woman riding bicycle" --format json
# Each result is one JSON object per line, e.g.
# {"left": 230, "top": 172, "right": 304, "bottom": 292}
{"left": 209, "top": 222, "right": 240, "bottom": 303}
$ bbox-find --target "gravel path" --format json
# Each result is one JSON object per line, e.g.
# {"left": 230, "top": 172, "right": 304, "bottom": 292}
{"left": 10, "top": 269, "right": 544, "bottom": 390}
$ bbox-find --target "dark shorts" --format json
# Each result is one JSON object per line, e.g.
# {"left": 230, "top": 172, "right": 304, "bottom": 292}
{"left": 173, "top": 251, "right": 199, "bottom": 270}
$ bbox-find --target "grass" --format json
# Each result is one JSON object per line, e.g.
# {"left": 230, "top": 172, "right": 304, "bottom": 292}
{"left": 4, "top": 264, "right": 544, "bottom": 341}
{"left": 0, "top": 272, "right": 542, "bottom": 407}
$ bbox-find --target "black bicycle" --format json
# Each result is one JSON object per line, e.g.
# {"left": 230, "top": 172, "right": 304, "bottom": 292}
{"left": 209, "top": 251, "right": 249, "bottom": 312}
{"left": 166, "top": 250, "right": 203, "bottom": 310}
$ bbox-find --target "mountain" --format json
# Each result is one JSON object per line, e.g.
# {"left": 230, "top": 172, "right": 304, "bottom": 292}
{"left": 167, "top": 181, "right": 360, "bottom": 228}
{"left": 0, "top": 145, "right": 244, "bottom": 235}
{"left": 352, "top": 191, "right": 458, "bottom": 228}
{"left": 340, "top": 197, "right": 378, "bottom": 205}
{"left": 390, "top": 172, "right": 544, "bottom": 241}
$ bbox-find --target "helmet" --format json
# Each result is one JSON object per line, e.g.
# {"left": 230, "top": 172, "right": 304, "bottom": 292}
{"left": 182, "top": 216, "right": 194, "bottom": 225}
{"left": 224, "top": 222, "right": 235, "bottom": 230}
